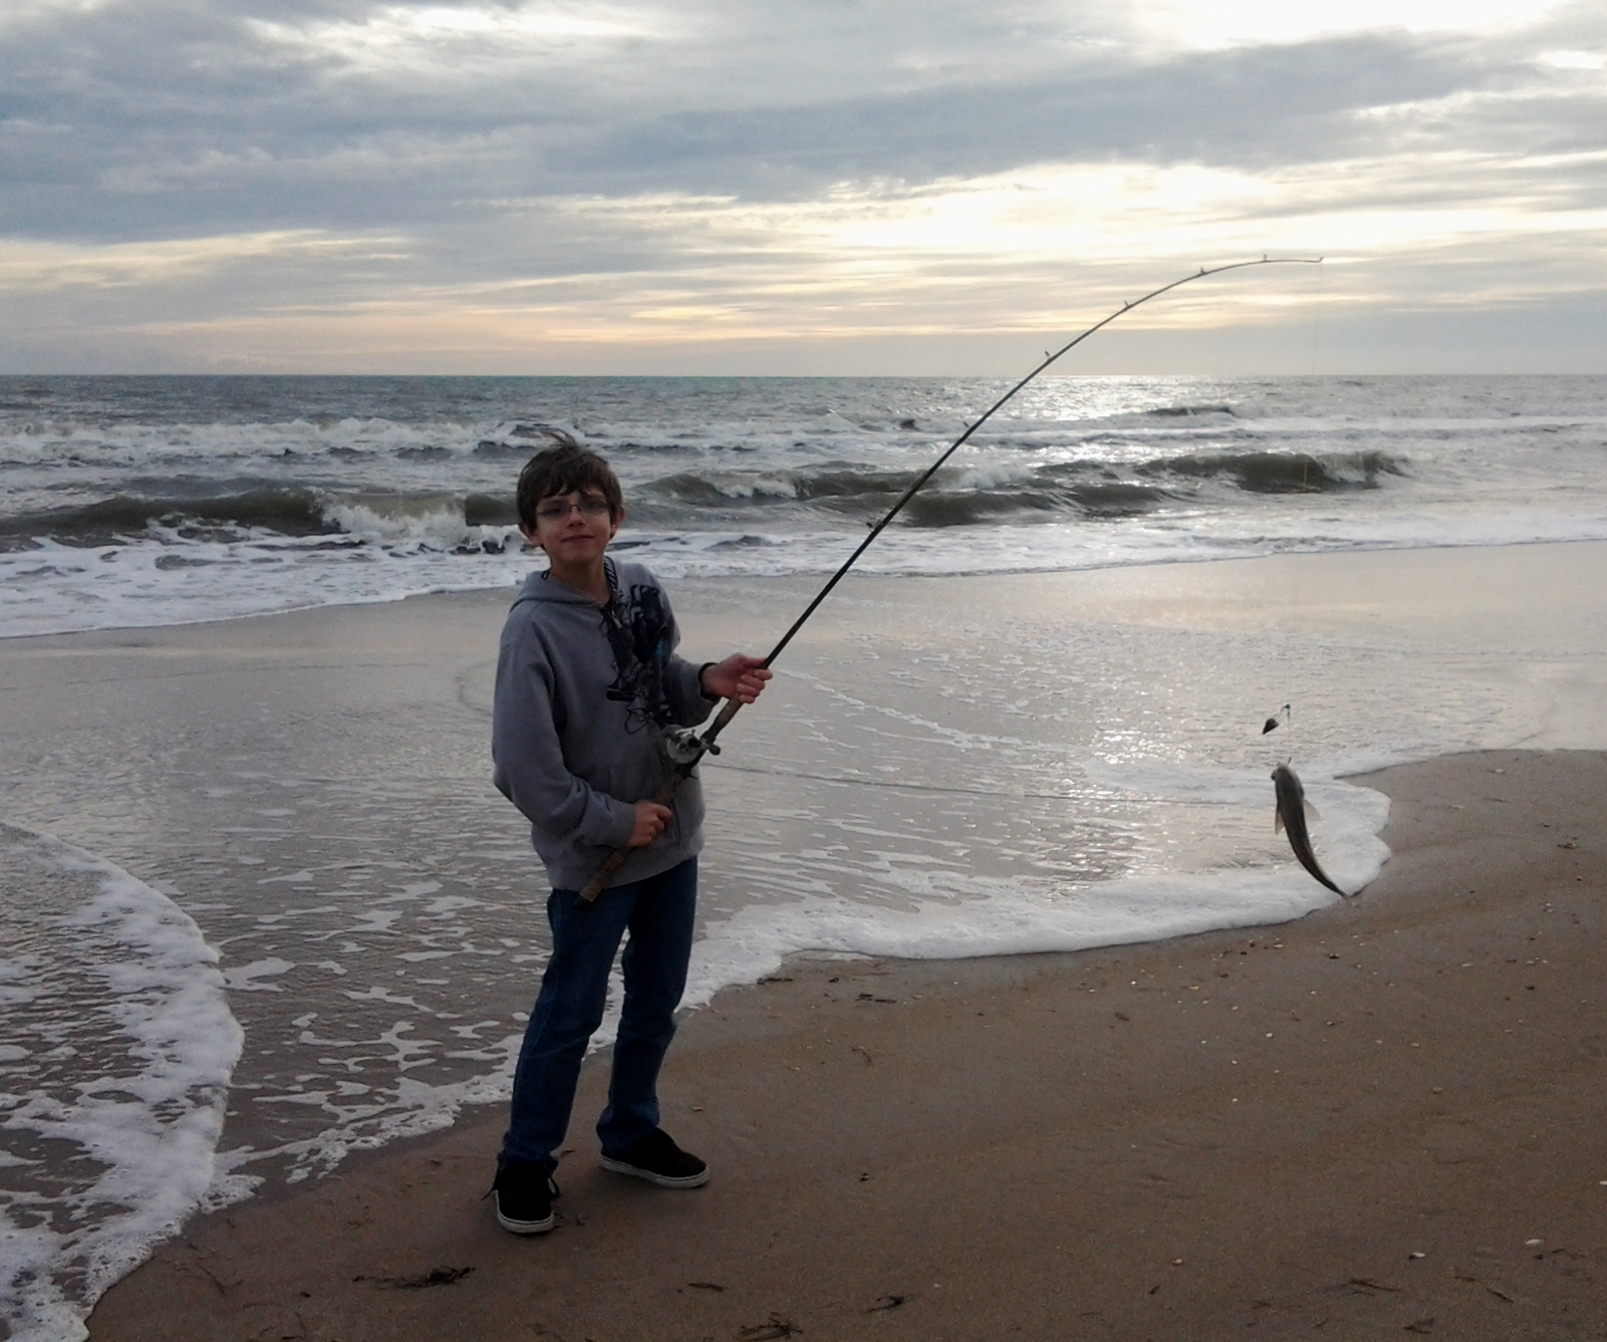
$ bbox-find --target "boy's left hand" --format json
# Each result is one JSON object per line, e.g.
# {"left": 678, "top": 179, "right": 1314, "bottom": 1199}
{"left": 700, "top": 655, "right": 772, "bottom": 704}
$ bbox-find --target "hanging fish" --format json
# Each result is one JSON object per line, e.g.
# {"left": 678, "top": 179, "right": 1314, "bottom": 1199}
{"left": 1262, "top": 703, "right": 1290, "bottom": 735}
{"left": 1271, "top": 763, "right": 1346, "bottom": 895}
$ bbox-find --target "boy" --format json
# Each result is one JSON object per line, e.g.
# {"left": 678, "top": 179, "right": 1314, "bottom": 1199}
{"left": 490, "top": 434, "right": 770, "bottom": 1235}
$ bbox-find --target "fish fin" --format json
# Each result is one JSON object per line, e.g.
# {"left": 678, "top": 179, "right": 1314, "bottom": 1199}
{"left": 1304, "top": 801, "right": 1321, "bottom": 823}
{"left": 1275, "top": 811, "right": 1285, "bottom": 835}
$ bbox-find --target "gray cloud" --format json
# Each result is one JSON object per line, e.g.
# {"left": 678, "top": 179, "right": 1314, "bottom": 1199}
{"left": 3, "top": 1, "right": 1591, "bottom": 243}
{"left": 566, "top": 36, "right": 1485, "bottom": 192}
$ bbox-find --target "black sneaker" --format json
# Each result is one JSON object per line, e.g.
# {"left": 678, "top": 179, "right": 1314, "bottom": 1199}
{"left": 599, "top": 1129, "right": 709, "bottom": 1188}
{"left": 492, "top": 1160, "right": 559, "bottom": 1234}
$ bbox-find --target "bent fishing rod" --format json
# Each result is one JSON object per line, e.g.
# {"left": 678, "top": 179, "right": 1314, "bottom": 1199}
{"left": 578, "top": 254, "right": 1322, "bottom": 901}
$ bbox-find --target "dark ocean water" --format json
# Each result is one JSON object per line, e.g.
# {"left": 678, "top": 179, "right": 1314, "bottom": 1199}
{"left": 6, "top": 374, "right": 1606, "bottom": 637}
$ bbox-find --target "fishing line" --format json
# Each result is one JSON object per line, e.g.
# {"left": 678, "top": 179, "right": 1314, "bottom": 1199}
{"left": 707, "top": 758, "right": 1244, "bottom": 804}
{"left": 1261, "top": 701, "right": 1294, "bottom": 766}
{"left": 579, "top": 255, "right": 1324, "bottom": 900}
{"left": 704, "top": 757, "right": 1088, "bottom": 801}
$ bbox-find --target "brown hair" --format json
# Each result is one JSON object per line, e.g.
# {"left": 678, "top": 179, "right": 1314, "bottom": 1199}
{"left": 515, "top": 431, "right": 623, "bottom": 531}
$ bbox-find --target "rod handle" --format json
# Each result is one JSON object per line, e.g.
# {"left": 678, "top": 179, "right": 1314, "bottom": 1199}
{"left": 575, "top": 772, "right": 689, "bottom": 903}
{"left": 706, "top": 694, "right": 744, "bottom": 740}
{"left": 577, "top": 846, "right": 631, "bottom": 903}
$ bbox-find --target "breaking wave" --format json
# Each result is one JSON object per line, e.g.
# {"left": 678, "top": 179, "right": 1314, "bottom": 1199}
{"left": 1140, "top": 450, "right": 1406, "bottom": 494}
{"left": 4, "top": 373, "right": 1606, "bottom": 638}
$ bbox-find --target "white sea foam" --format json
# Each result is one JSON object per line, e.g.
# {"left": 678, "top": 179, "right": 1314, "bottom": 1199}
{"left": 685, "top": 771, "right": 1389, "bottom": 1005}
{"left": 9, "top": 501, "right": 1607, "bottom": 641}
{"left": 0, "top": 825, "right": 243, "bottom": 1342}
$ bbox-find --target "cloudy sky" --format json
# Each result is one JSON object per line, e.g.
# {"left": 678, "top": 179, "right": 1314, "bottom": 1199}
{"left": 3, "top": 0, "right": 1604, "bottom": 374}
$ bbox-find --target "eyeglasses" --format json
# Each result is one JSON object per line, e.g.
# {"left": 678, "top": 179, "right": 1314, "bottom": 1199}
{"left": 535, "top": 498, "right": 612, "bottom": 522}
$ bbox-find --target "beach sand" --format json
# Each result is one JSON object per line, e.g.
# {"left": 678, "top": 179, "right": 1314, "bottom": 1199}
{"left": 85, "top": 748, "right": 1607, "bottom": 1340}
{"left": 5, "top": 542, "right": 1606, "bottom": 1339}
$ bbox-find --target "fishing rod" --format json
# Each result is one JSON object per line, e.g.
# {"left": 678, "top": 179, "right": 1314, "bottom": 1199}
{"left": 578, "top": 254, "right": 1323, "bottom": 901}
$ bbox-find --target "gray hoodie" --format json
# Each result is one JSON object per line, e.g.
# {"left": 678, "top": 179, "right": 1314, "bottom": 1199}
{"left": 492, "top": 558, "right": 715, "bottom": 891}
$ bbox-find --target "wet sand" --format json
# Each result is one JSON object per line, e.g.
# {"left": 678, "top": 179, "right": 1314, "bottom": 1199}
{"left": 6, "top": 539, "right": 1605, "bottom": 1339}
{"left": 87, "top": 747, "right": 1607, "bottom": 1341}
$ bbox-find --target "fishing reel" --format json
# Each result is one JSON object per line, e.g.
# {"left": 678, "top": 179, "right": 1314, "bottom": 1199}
{"left": 659, "top": 725, "right": 719, "bottom": 767}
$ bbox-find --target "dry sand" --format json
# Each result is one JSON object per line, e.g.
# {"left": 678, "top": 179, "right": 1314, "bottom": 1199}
{"left": 88, "top": 748, "right": 1607, "bottom": 1341}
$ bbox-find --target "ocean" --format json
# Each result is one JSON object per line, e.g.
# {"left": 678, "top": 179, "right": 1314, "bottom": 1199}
{"left": 7, "top": 374, "right": 1607, "bottom": 639}
{"left": 4, "top": 372, "right": 1607, "bottom": 1338}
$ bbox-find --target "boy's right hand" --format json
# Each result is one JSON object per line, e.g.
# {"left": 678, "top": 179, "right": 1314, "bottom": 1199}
{"left": 628, "top": 800, "right": 673, "bottom": 848}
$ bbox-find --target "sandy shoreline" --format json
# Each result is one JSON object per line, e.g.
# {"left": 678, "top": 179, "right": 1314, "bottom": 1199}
{"left": 85, "top": 747, "right": 1607, "bottom": 1341}
{"left": 6, "top": 541, "right": 1607, "bottom": 1339}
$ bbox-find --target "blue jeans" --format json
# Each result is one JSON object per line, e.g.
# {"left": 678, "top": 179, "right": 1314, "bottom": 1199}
{"left": 500, "top": 857, "right": 698, "bottom": 1170}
